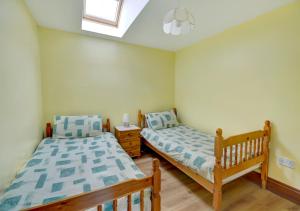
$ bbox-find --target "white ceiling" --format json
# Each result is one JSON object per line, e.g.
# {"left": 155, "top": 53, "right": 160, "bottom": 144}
{"left": 25, "top": 0, "right": 295, "bottom": 51}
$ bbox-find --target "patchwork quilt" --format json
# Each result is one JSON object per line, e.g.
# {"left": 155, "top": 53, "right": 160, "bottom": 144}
{"left": 141, "top": 125, "right": 217, "bottom": 182}
{"left": 0, "top": 133, "right": 151, "bottom": 211}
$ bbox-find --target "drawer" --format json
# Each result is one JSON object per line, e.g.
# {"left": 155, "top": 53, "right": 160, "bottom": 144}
{"left": 124, "top": 145, "right": 141, "bottom": 152}
{"left": 120, "top": 139, "right": 140, "bottom": 148}
{"left": 117, "top": 130, "right": 140, "bottom": 139}
{"left": 119, "top": 137, "right": 140, "bottom": 143}
{"left": 126, "top": 149, "right": 141, "bottom": 157}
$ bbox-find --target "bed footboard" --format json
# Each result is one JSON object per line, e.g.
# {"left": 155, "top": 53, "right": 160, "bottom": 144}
{"left": 213, "top": 121, "right": 271, "bottom": 211}
{"left": 23, "top": 159, "right": 161, "bottom": 211}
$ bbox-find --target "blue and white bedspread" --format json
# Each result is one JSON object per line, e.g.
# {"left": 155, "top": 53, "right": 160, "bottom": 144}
{"left": 0, "top": 133, "right": 151, "bottom": 211}
{"left": 141, "top": 125, "right": 217, "bottom": 182}
{"left": 142, "top": 125, "right": 260, "bottom": 184}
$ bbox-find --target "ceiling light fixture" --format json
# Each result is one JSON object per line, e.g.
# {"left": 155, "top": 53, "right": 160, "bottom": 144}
{"left": 163, "top": 7, "right": 195, "bottom": 36}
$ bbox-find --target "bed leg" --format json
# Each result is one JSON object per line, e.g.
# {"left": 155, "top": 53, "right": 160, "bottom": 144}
{"left": 261, "top": 162, "right": 268, "bottom": 189}
{"left": 213, "top": 164, "right": 222, "bottom": 211}
{"left": 213, "top": 128, "right": 223, "bottom": 211}
{"left": 261, "top": 140, "right": 269, "bottom": 189}
{"left": 213, "top": 184, "right": 222, "bottom": 211}
{"left": 152, "top": 159, "right": 161, "bottom": 211}
{"left": 261, "top": 120, "right": 271, "bottom": 189}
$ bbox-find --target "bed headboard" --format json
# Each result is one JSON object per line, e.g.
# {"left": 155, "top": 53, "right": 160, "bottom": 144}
{"left": 138, "top": 108, "right": 177, "bottom": 129}
{"left": 45, "top": 118, "right": 111, "bottom": 138}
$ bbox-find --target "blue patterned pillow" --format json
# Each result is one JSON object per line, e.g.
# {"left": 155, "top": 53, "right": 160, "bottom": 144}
{"left": 53, "top": 115, "right": 102, "bottom": 138}
{"left": 146, "top": 110, "right": 179, "bottom": 130}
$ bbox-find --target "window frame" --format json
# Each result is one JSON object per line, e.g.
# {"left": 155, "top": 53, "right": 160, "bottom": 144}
{"left": 83, "top": 0, "right": 124, "bottom": 27}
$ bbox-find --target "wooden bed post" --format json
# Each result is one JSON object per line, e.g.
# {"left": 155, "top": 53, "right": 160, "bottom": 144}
{"left": 152, "top": 159, "right": 161, "bottom": 211}
{"left": 261, "top": 120, "right": 271, "bottom": 189}
{"left": 172, "top": 108, "right": 177, "bottom": 116}
{"left": 213, "top": 128, "right": 223, "bottom": 211}
{"left": 46, "top": 123, "right": 52, "bottom": 138}
{"left": 106, "top": 118, "right": 111, "bottom": 132}
{"left": 138, "top": 110, "right": 142, "bottom": 128}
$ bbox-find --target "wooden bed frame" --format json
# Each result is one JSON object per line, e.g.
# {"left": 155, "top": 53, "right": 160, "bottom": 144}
{"left": 138, "top": 108, "right": 271, "bottom": 211}
{"left": 24, "top": 119, "right": 161, "bottom": 211}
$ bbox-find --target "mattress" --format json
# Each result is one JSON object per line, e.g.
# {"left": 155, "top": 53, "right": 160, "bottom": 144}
{"left": 0, "top": 133, "right": 151, "bottom": 211}
{"left": 141, "top": 125, "right": 261, "bottom": 183}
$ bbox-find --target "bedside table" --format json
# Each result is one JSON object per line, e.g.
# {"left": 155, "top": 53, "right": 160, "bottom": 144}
{"left": 115, "top": 125, "right": 141, "bottom": 158}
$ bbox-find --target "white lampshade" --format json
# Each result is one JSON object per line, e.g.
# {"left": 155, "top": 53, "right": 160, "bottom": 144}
{"left": 163, "top": 7, "right": 195, "bottom": 35}
{"left": 122, "top": 113, "right": 130, "bottom": 127}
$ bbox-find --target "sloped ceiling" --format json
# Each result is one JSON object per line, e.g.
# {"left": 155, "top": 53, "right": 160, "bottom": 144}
{"left": 25, "top": 0, "right": 295, "bottom": 51}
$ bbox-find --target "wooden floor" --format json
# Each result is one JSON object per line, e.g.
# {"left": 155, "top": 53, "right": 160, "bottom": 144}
{"left": 134, "top": 152, "right": 300, "bottom": 211}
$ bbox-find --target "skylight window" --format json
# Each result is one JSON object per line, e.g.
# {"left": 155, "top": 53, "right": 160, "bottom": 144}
{"left": 83, "top": 0, "right": 123, "bottom": 27}
{"left": 82, "top": 0, "right": 150, "bottom": 38}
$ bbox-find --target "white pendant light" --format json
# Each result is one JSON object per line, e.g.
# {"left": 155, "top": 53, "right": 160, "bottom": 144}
{"left": 163, "top": 7, "right": 195, "bottom": 35}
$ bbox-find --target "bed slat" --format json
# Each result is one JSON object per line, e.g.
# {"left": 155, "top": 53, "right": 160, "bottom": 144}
{"left": 252, "top": 139, "right": 255, "bottom": 158}
{"left": 113, "top": 199, "right": 117, "bottom": 211}
{"left": 258, "top": 138, "right": 260, "bottom": 156}
{"left": 259, "top": 137, "right": 263, "bottom": 155}
{"left": 239, "top": 143, "right": 243, "bottom": 164}
{"left": 140, "top": 190, "right": 144, "bottom": 211}
{"left": 127, "top": 194, "right": 132, "bottom": 211}
{"left": 234, "top": 144, "right": 238, "bottom": 165}
{"left": 258, "top": 138, "right": 261, "bottom": 155}
{"left": 223, "top": 147, "right": 227, "bottom": 169}
{"left": 229, "top": 145, "right": 233, "bottom": 168}
{"left": 244, "top": 141, "right": 248, "bottom": 161}
{"left": 254, "top": 138, "right": 257, "bottom": 157}
{"left": 250, "top": 140, "right": 253, "bottom": 159}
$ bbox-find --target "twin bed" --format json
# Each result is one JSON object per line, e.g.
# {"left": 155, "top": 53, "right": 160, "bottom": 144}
{"left": 0, "top": 117, "right": 161, "bottom": 211}
{"left": 0, "top": 110, "right": 271, "bottom": 211}
{"left": 138, "top": 108, "right": 271, "bottom": 211}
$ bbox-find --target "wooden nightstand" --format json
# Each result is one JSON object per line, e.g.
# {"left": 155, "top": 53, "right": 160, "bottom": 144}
{"left": 115, "top": 125, "right": 141, "bottom": 158}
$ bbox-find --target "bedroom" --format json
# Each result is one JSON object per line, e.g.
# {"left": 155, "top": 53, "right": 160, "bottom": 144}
{"left": 0, "top": 0, "right": 299, "bottom": 210}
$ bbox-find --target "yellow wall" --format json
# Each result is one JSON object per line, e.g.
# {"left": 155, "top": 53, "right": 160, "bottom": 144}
{"left": 0, "top": 0, "right": 43, "bottom": 191}
{"left": 39, "top": 28, "right": 174, "bottom": 128}
{"left": 1, "top": 0, "right": 299, "bottom": 192}
{"left": 175, "top": 2, "right": 300, "bottom": 189}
